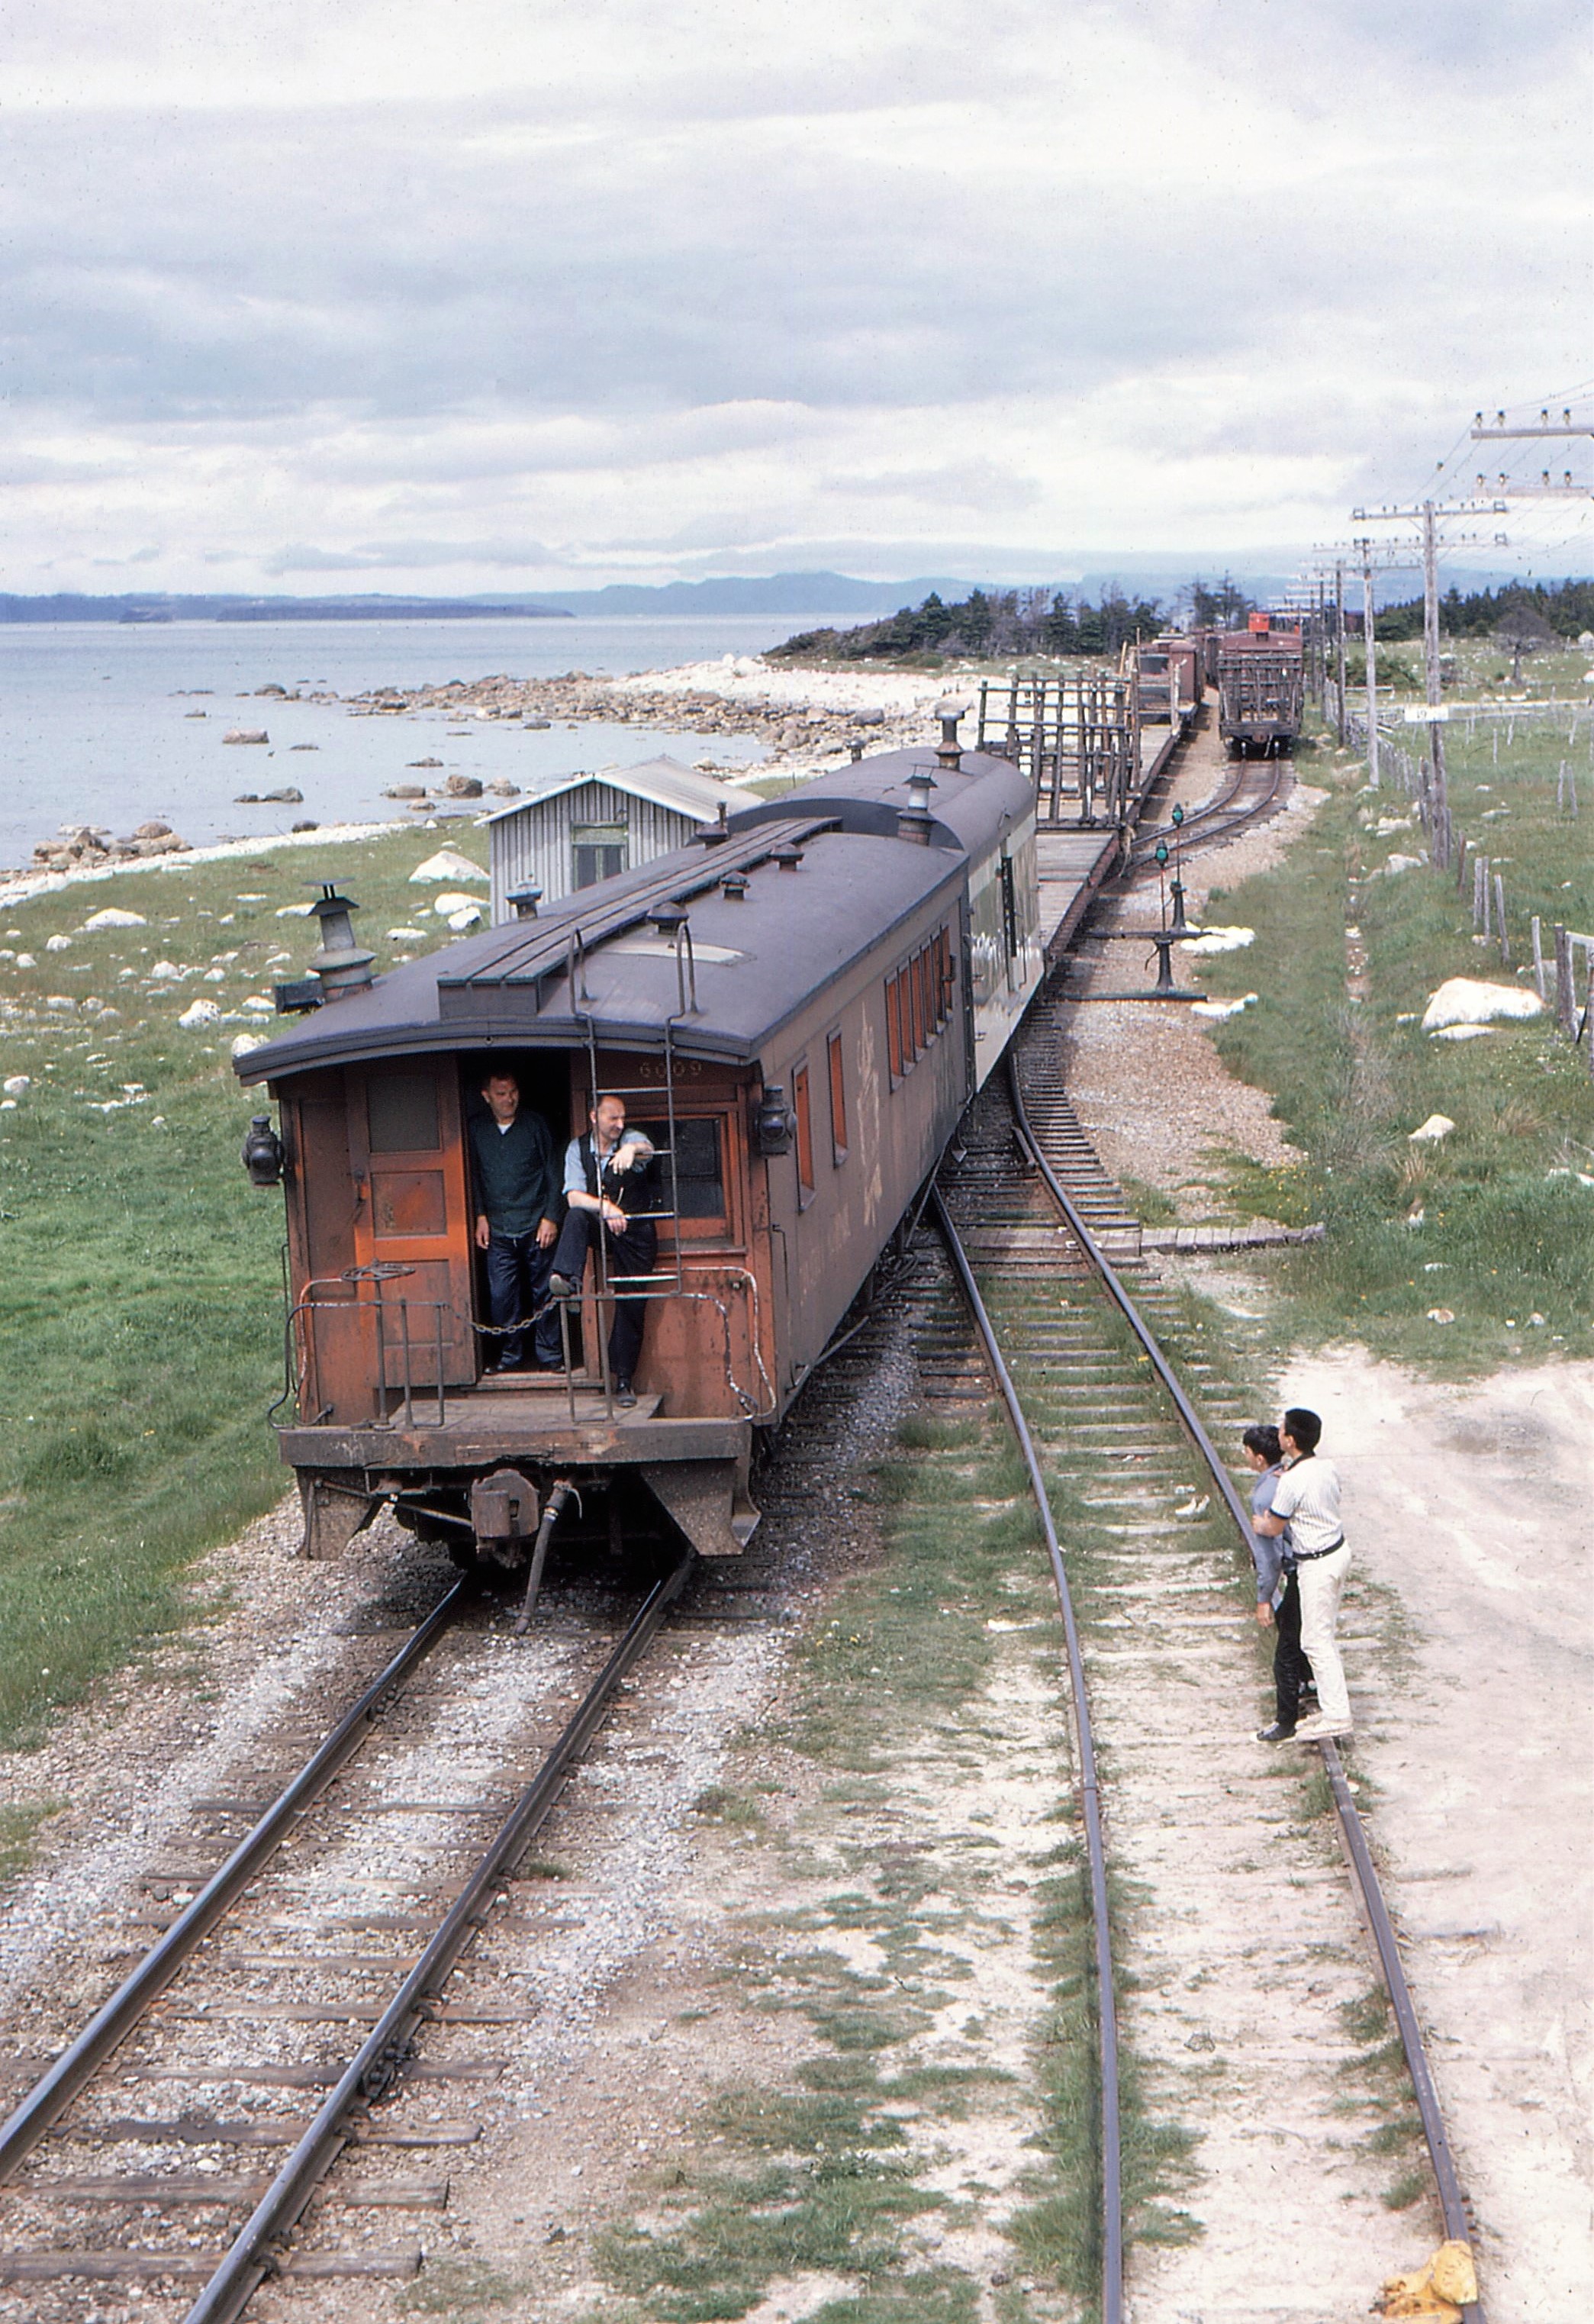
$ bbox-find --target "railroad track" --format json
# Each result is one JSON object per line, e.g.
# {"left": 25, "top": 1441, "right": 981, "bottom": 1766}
{"left": 0, "top": 1551, "right": 691, "bottom": 2319}
{"left": 929, "top": 975, "right": 1483, "bottom": 2323}
{"left": 1128, "top": 744, "right": 1287, "bottom": 871}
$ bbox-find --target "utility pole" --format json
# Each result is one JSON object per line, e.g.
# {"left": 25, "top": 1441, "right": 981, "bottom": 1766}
{"left": 1334, "top": 561, "right": 1347, "bottom": 746}
{"left": 1358, "top": 540, "right": 1380, "bottom": 788}
{"left": 1419, "top": 501, "right": 1449, "bottom": 854}
{"left": 1353, "top": 493, "right": 1508, "bottom": 858}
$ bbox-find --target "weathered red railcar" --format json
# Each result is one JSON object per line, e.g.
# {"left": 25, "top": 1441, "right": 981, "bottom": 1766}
{"left": 235, "top": 737, "right": 1044, "bottom": 1570}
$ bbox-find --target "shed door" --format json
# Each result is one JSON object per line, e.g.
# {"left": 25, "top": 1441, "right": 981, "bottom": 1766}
{"left": 346, "top": 1060, "right": 475, "bottom": 1385}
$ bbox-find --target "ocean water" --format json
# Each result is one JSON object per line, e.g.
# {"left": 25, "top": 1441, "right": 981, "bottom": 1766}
{"left": 0, "top": 614, "right": 835, "bottom": 871}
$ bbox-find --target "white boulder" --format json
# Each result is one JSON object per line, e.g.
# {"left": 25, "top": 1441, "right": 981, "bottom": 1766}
{"left": 410, "top": 848, "right": 488, "bottom": 885}
{"left": 1408, "top": 1115, "right": 1454, "bottom": 1143}
{"left": 3, "top": 1075, "right": 31, "bottom": 1097}
{"left": 1422, "top": 978, "right": 1544, "bottom": 1032}
{"left": 81, "top": 908, "right": 147, "bottom": 930}
{"left": 1183, "top": 926, "right": 1254, "bottom": 955}
{"left": 178, "top": 998, "right": 222, "bottom": 1029}
{"left": 45, "top": 933, "right": 72, "bottom": 952}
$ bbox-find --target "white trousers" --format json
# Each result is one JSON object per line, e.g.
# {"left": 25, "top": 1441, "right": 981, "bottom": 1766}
{"left": 1296, "top": 1542, "right": 1352, "bottom": 1727}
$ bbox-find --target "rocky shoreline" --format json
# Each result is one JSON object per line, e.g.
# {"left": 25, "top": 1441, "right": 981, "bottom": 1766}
{"left": 15, "top": 656, "right": 956, "bottom": 878}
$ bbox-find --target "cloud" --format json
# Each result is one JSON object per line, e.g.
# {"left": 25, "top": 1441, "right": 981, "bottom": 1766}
{"left": 0, "top": 0, "right": 1588, "bottom": 593}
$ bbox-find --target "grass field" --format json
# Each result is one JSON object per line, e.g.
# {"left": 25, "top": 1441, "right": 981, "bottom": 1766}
{"left": 1198, "top": 688, "right": 1594, "bottom": 1371}
{"left": 0, "top": 823, "right": 478, "bottom": 1748}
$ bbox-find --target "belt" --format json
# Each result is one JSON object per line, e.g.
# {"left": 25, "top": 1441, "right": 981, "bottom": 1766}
{"left": 1292, "top": 1535, "right": 1345, "bottom": 1562}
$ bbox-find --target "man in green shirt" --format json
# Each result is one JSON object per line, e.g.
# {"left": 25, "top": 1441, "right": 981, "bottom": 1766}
{"left": 468, "top": 1069, "right": 561, "bottom": 1372}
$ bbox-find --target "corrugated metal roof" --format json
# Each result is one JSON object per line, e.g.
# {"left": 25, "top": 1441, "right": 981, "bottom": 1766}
{"left": 484, "top": 754, "right": 745, "bottom": 829}
{"left": 237, "top": 748, "right": 1033, "bottom": 1085}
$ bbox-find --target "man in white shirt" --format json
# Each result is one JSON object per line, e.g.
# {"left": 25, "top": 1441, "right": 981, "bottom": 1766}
{"left": 1253, "top": 1406, "right": 1352, "bottom": 1741}
{"left": 546, "top": 1094, "right": 659, "bottom": 1407}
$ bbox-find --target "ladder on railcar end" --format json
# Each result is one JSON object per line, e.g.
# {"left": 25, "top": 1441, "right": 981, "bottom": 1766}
{"left": 568, "top": 997, "right": 691, "bottom": 1421}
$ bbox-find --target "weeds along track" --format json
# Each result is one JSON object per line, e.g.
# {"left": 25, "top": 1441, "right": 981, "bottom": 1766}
{"left": 0, "top": 1554, "right": 691, "bottom": 2321}
{"left": 930, "top": 978, "right": 1485, "bottom": 2323}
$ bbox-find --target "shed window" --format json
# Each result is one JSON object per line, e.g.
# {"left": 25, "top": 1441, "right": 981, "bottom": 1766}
{"left": 573, "top": 822, "right": 628, "bottom": 889}
{"left": 793, "top": 1063, "right": 816, "bottom": 1203}
{"left": 827, "top": 1032, "right": 848, "bottom": 1165}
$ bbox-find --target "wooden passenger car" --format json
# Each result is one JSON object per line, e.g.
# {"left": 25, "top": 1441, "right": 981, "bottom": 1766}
{"left": 236, "top": 741, "right": 1043, "bottom": 1565}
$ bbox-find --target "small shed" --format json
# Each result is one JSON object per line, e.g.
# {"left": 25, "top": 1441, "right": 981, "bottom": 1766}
{"left": 485, "top": 756, "right": 749, "bottom": 924}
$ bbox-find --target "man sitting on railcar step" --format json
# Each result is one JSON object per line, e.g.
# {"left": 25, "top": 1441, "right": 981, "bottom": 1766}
{"left": 547, "top": 1094, "right": 659, "bottom": 1407}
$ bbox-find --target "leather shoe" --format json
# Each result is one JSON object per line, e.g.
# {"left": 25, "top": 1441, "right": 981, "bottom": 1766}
{"left": 547, "top": 1272, "right": 577, "bottom": 1300}
{"left": 615, "top": 1378, "right": 636, "bottom": 1408}
{"left": 1255, "top": 1722, "right": 1296, "bottom": 1743}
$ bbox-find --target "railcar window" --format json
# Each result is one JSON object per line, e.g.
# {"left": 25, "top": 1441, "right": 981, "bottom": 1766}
{"left": 793, "top": 1064, "right": 816, "bottom": 1202}
{"left": 827, "top": 1031, "right": 848, "bottom": 1165}
{"left": 886, "top": 974, "right": 903, "bottom": 1084}
{"left": 637, "top": 1115, "right": 725, "bottom": 1220}
{"left": 367, "top": 1069, "right": 440, "bottom": 1153}
{"left": 1000, "top": 857, "right": 1019, "bottom": 958}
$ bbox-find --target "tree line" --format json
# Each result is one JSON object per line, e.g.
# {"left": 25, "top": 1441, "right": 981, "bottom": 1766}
{"left": 771, "top": 580, "right": 1229, "bottom": 663}
{"left": 1369, "top": 576, "right": 1594, "bottom": 645}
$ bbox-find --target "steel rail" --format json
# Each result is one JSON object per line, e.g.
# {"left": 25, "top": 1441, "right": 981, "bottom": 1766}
{"left": 1126, "top": 756, "right": 1284, "bottom": 869}
{"left": 926, "top": 1188, "right": 1122, "bottom": 2324}
{"left": 0, "top": 1576, "right": 474, "bottom": 2183}
{"left": 1004, "top": 1054, "right": 1485, "bottom": 2322}
{"left": 183, "top": 1549, "right": 694, "bottom": 2324}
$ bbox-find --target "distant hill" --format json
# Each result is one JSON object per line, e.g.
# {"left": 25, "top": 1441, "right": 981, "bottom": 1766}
{"left": 533, "top": 572, "right": 981, "bottom": 617}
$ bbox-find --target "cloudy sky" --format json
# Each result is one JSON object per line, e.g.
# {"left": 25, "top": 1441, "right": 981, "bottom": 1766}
{"left": 4, "top": 0, "right": 1590, "bottom": 596}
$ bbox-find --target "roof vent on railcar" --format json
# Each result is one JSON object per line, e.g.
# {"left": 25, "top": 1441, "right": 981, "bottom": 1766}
{"left": 897, "top": 763, "right": 937, "bottom": 846}
{"left": 934, "top": 698, "right": 969, "bottom": 772}
{"left": 720, "top": 871, "right": 749, "bottom": 901}
{"left": 774, "top": 844, "right": 803, "bottom": 872}
{"left": 506, "top": 878, "right": 543, "bottom": 920}
{"left": 308, "top": 883, "right": 375, "bottom": 999}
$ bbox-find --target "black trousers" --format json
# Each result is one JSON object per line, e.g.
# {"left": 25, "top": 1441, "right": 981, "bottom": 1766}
{"left": 1274, "top": 1567, "right": 1315, "bottom": 1728}
{"left": 550, "top": 1207, "right": 657, "bottom": 1384}
{"left": 483, "top": 1230, "right": 560, "bottom": 1368}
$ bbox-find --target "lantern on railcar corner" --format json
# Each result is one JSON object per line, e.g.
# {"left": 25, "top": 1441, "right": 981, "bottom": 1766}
{"left": 241, "top": 1114, "right": 286, "bottom": 1188}
{"left": 753, "top": 1084, "right": 794, "bottom": 1156}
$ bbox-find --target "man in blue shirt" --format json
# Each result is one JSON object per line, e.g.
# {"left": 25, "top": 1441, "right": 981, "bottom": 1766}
{"left": 468, "top": 1069, "right": 561, "bottom": 1372}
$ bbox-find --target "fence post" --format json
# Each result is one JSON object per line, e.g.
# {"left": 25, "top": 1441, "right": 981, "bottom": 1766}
{"left": 1555, "top": 924, "right": 1575, "bottom": 1036}
{"left": 1587, "top": 959, "right": 1594, "bottom": 1079}
{"left": 1531, "top": 915, "right": 1546, "bottom": 1001}
{"left": 1454, "top": 834, "right": 1469, "bottom": 898}
{"left": 1494, "top": 874, "right": 1509, "bottom": 966}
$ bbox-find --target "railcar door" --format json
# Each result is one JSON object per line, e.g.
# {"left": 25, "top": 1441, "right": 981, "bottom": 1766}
{"left": 346, "top": 1059, "right": 475, "bottom": 1390}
